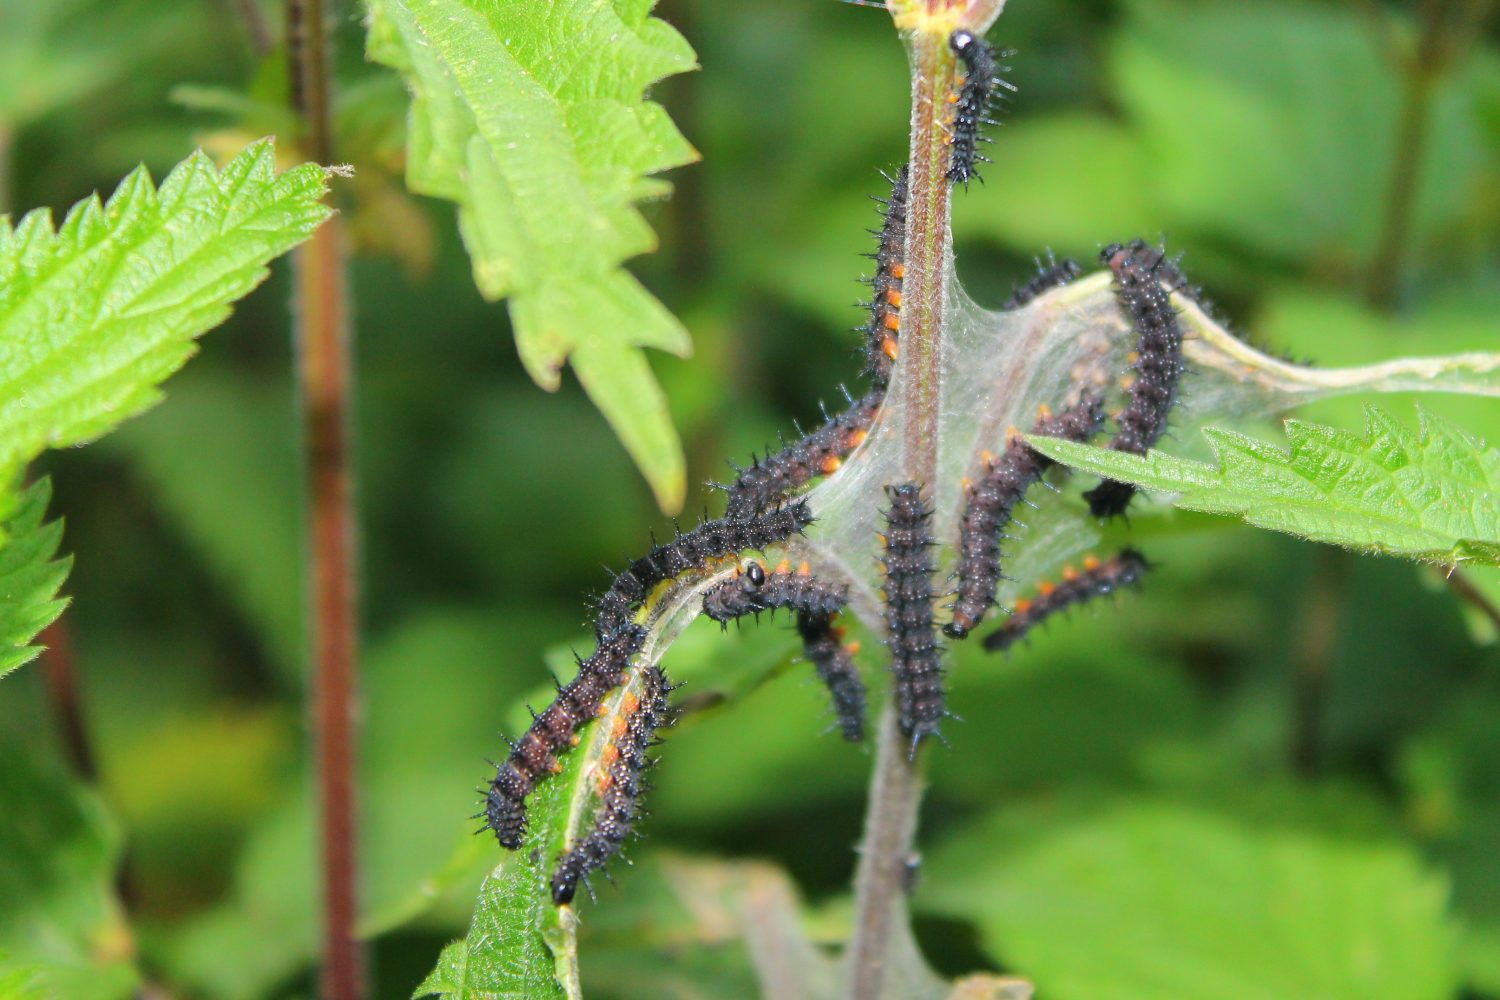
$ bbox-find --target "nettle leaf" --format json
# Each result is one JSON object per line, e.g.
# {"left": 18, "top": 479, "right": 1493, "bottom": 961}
{"left": 0, "top": 742, "right": 138, "bottom": 999}
{"left": 0, "top": 480, "right": 69, "bottom": 678}
{"left": 0, "top": 139, "right": 330, "bottom": 672}
{"left": 366, "top": 0, "right": 699, "bottom": 512}
{"left": 1030, "top": 404, "right": 1500, "bottom": 567}
{"left": 922, "top": 797, "right": 1457, "bottom": 1000}
{"left": 0, "top": 139, "right": 331, "bottom": 479}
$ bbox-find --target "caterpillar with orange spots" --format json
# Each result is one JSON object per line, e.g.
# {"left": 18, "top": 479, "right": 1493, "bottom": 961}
{"left": 1084, "top": 240, "right": 1188, "bottom": 517}
{"left": 551, "top": 664, "right": 675, "bottom": 905}
{"left": 702, "top": 560, "right": 867, "bottom": 741}
{"left": 486, "top": 501, "right": 813, "bottom": 850}
{"left": 982, "top": 549, "right": 1149, "bottom": 653}
{"left": 723, "top": 168, "right": 906, "bottom": 518}
{"left": 946, "top": 394, "right": 1106, "bottom": 639}
{"left": 884, "top": 482, "right": 945, "bottom": 753}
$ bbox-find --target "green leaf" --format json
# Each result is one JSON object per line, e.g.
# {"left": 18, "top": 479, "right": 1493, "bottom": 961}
{"left": 1029, "top": 405, "right": 1500, "bottom": 566}
{"left": 365, "top": 0, "right": 699, "bottom": 512}
{"left": 0, "top": 138, "right": 331, "bottom": 479}
{"left": 0, "top": 479, "right": 70, "bottom": 678}
{"left": 0, "top": 741, "right": 139, "bottom": 1000}
{"left": 922, "top": 797, "right": 1458, "bottom": 1000}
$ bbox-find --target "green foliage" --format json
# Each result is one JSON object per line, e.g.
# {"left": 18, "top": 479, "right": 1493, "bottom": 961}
{"left": 0, "top": 742, "right": 137, "bottom": 999}
{"left": 923, "top": 797, "right": 1458, "bottom": 1000}
{"left": 366, "top": 0, "right": 700, "bottom": 512}
{"left": 0, "top": 139, "right": 329, "bottom": 677}
{"left": 0, "top": 480, "right": 69, "bottom": 677}
{"left": 0, "top": 139, "right": 331, "bottom": 479}
{"left": 1030, "top": 405, "right": 1500, "bottom": 567}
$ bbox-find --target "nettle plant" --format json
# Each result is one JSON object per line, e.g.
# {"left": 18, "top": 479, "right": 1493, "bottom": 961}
{"left": 3, "top": 1, "right": 1499, "bottom": 998}
{"left": 367, "top": 1, "right": 1500, "bottom": 998}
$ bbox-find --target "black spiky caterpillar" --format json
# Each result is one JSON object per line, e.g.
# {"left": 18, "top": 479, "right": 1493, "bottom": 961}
{"left": 883, "top": 483, "right": 945, "bottom": 752}
{"left": 983, "top": 549, "right": 1149, "bottom": 653}
{"left": 945, "top": 394, "right": 1106, "bottom": 639}
{"left": 947, "top": 30, "right": 1010, "bottom": 186}
{"left": 723, "top": 167, "right": 907, "bottom": 519}
{"left": 1002, "top": 252, "right": 1083, "bottom": 310}
{"left": 485, "top": 623, "right": 646, "bottom": 850}
{"left": 597, "top": 501, "right": 815, "bottom": 636}
{"left": 723, "top": 390, "right": 882, "bottom": 520}
{"left": 551, "top": 664, "right": 675, "bottom": 905}
{"left": 862, "top": 165, "right": 909, "bottom": 387}
{"left": 1083, "top": 239, "right": 1188, "bottom": 518}
{"left": 702, "top": 560, "right": 867, "bottom": 741}
{"left": 797, "top": 613, "right": 867, "bottom": 742}
{"left": 487, "top": 501, "right": 814, "bottom": 849}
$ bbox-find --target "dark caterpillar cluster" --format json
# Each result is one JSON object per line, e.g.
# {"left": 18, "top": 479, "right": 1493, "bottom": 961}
{"left": 474, "top": 19, "right": 1232, "bottom": 906}
{"left": 947, "top": 30, "right": 1010, "bottom": 186}
{"left": 983, "top": 550, "right": 1149, "bottom": 653}
{"left": 945, "top": 395, "right": 1106, "bottom": 639}
{"left": 883, "top": 483, "right": 945, "bottom": 752}
{"left": 702, "top": 561, "right": 866, "bottom": 741}
{"left": 1084, "top": 240, "right": 1187, "bottom": 518}
{"left": 484, "top": 623, "right": 645, "bottom": 850}
{"left": 550, "top": 665, "right": 674, "bottom": 905}
{"left": 723, "top": 168, "right": 907, "bottom": 519}
{"left": 1002, "top": 253, "right": 1083, "bottom": 310}
{"left": 485, "top": 501, "right": 812, "bottom": 851}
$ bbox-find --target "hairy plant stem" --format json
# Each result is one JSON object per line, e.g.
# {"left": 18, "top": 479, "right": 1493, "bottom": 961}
{"left": 1366, "top": 0, "right": 1494, "bottom": 309}
{"left": 845, "top": 25, "right": 956, "bottom": 1000}
{"left": 288, "top": 1, "right": 363, "bottom": 998}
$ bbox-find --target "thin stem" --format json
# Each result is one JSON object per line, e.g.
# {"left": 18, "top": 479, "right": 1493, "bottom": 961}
{"left": 1366, "top": 0, "right": 1493, "bottom": 310}
{"left": 0, "top": 122, "right": 13, "bottom": 216}
{"left": 1290, "top": 548, "right": 1351, "bottom": 774}
{"left": 39, "top": 618, "right": 96, "bottom": 780}
{"left": 846, "top": 26, "right": 955, "bottom": 1000}
{"left": 288, "top": 2, "right": 363, "bottom": 998}
{"left": 1445, "top": 567, "right": 1500, "bottom": 635}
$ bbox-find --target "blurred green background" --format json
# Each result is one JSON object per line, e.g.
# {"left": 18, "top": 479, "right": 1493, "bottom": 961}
{"left": 2, "top": 0, "right": 1499, "bottom": 997}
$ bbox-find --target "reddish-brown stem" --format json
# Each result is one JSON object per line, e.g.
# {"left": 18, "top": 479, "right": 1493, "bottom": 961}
{"left": 845, "top": 26, "right": 955, "bottom": 1000}
{"left": 289, "top": 1, "right": 363, "bottom": 998}
{"left": 39, "top": 617, "right": 97, "bottom": 781}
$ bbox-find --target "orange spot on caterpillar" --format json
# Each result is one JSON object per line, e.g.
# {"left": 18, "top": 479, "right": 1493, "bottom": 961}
{"left": 886, "top": 289, "right": 903, "bottom": 308}
{"left": 847, "top": 429, "right": 868, "bottom": 448}
{"left": 622, "top": 692, "right": 640, "bottom": 715}
{"left": 821, "top": 455, "right": 843, "bottom": 475}
{"left": 882, "top": 337, "right": 899, "bottom": 360}
{"left": 890, "top": 262, "right": 905, "bottom": 279}
{"left": 601, "top": 743, "right": 620, "bottom": 768}
{"left": 1038, "top": 580, "right": 1057, "bottom": 597}
{"left": 845, "top": 641, "right": 861, "bottom": 655}
{"left": 797, "top": 562, "right": 813, "bottom": 576}
{"left": 883, "top": 311, "right": 901, "bottom": 331}
{"left": 1083, "top": 554, "right": 1102, "bottom": 571}
{"left": 1014, "top": 597, "right": 1034, "bottom": 614}
{"left": 1062, "top": 565, "right": 1080, "bottom": 583}
{"left": 775, "top": 559, "right": 792, "bottom": 575}
{"left": 1037, "top": 403, "right": 1054, "bottom": 419}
